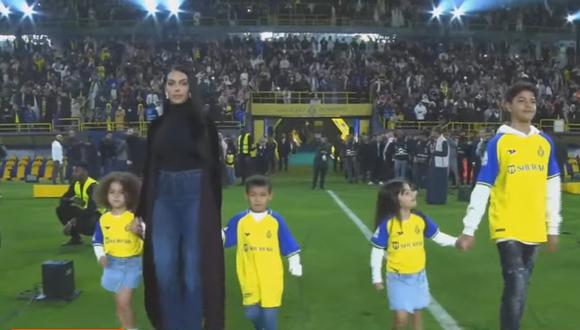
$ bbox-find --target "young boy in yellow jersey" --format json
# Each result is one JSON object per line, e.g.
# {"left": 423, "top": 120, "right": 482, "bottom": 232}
{"left": 223, "top": 175, "right": 302, "bottom": 330}
{"left": 457, "top": 82, "right": 562, "bottom": 330}
{"left": 92, "top": 172, "right": 143, "bottom": 330}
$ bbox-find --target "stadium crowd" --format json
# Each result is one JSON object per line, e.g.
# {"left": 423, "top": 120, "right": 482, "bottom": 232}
{"left": 1, "top": 34, "right": 579, "bottom": 127}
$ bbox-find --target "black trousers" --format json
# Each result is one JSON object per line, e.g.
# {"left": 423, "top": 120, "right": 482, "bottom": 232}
{"left": 239, "top": 155, "right": 252, "bottom": 183}
{"left": 56, "top": 202, "right": 98, "bottom": 240}
{"left": 412, "top": 162, "right": 428, "bottom": 189}
{"left": 268, "top": 156, "right": 276, "bottom": 173}
{"left": 278, "top": 155, "right": 289, "bottom": 171}
{"left": 497, "top": 241, "right": 539, "bottom": 330}
{"left": 312, "top": 165, "right": 328, "bottom": 189}
{"left": 51, "top": 161, "right": 64, "bottom": 184}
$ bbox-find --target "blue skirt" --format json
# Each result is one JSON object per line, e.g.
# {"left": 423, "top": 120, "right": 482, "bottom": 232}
{"left": 101, "top": 255, "right": 143, "bottom": 293}
{"left": 386, "top": 270, "right": 430, "bottom": 313}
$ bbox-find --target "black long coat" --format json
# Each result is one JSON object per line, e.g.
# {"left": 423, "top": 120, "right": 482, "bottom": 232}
{"left": 135, "top": 101, "right": 225, "bottom": 330}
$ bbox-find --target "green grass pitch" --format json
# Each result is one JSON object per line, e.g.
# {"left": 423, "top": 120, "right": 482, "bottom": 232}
{"left": 0, "top": 167, "right": 579, "bottom": 329}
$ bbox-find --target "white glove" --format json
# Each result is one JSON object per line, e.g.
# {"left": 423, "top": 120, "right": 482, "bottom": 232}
{"left": 288, "top": 254, "right": 302, "bottom": 277}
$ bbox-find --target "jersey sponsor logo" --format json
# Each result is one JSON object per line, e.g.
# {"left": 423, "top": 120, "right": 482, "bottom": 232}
{"left": 243, "top": 244, "right": 273, "bottom": 253}
{"left": 495, "top": 228, "right": 506, "bottom": 232}
{"left": 507, "top": 163, "right": 545, "bottom": 175}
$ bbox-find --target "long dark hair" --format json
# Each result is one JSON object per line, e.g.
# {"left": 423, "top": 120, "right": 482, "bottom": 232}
{"left": 164, "top": 64, "right": 204, "bottom": 118}
{"left": 374, "top": 179, "right": 408, "bottom": 229}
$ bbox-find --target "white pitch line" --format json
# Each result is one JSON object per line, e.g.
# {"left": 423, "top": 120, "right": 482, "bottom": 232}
{"left": 326, "top": 190, "right": 463, "bottom": 330}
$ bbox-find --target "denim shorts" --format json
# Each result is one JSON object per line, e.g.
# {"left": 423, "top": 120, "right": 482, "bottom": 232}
{"left": 386, "top": 270, "right": 430, "bottom": 313}
{"left": 101, "top": 255, "right": 142, "bottom": 293}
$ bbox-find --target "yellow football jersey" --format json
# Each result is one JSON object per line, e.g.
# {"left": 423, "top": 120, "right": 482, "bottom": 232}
{"left": 224, "top": 210, "right": 300, "bottom": 308}
{"left": 478, "top": 132, "right": 559, "bottom": 243}
{"left": 371, "top": 211, "right": 439, "bottom": 274}
{"left": 92, "top": 211, "right": 143, "bottom": 258}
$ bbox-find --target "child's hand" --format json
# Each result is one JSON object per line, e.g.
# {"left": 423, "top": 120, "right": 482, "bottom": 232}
{"left": 288, "top": 254, "right": 302, "bottom": 277}
{"left": 374, "top": 282, "right": 384, "bottom": 291}
{"left": 98, "top": 256, "right": 108, "bottom": 267}
{"left": 456, "top": 234, "right": 475, "bottom": 251}
{"left": 546, "top": 235, "right": 559, "bottom": 252}
{"left": 289, "top": 263, "right": 302, "bottom": 277}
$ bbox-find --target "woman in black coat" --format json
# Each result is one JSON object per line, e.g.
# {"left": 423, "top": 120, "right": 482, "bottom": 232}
{"left": 135, "top": 65, "right": 224, "bottom": 330}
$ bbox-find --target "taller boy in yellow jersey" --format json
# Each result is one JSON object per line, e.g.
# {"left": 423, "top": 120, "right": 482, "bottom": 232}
{"left": 457, "top": 82, "right": 562, "bottom": 330}
{"left": 223, "top": 175, "right": 302, "bottom": 330}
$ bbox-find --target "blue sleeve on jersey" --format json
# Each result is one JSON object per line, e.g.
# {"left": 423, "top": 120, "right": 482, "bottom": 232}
{"left": 540, "top": 133, "right": 561, "bottom": 178}
{"left": 92, "top": 218, "right": 103, "bottom": 246}
{"left": 271, "top": 212, "right": 300, "bottom": 257}
{"left": 477, "top": 134, "right": 502, "bottom": 186}
{"left": 223, "top": 211, "right": 246, "bottom": 248}
{"left": 414, "top": 211, "right": 439, "bottom": 238}
{"left": 371, "top": 220, "right": 389, "bottom": 249}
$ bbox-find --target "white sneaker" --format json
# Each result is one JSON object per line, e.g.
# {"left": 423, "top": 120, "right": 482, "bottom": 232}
{"left": 378, "top": 181, "right": 384, "bottom": 185}
{"left": 368, "top": 181, "right": 374, "bottom": 185}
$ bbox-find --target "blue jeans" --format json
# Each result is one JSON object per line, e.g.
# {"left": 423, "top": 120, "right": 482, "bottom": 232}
{"left": 244, "top": 305, "right": 279, "bottom": 330}
{"left": 394, "top": 160, "right": 408, "bottom": 179}
{"left": 152, "top": 169, "right": 203, "bottom": 330}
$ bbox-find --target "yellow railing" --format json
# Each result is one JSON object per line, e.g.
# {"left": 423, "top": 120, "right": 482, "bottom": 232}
{"left": 568, "top": 124, "right": 580, "bottom": 133}
{"left": 446, "top": 122, "right": 503, "bottom": 134}
{"left": 0, "top": 123, "right": 52, "bottom": 132}
{"left": 0, "top": 119, "right": 241, "bottom": 134}
{"left": 392, "top": 121, "right": 442, "bottom": 131}
{"left": 539, "top": 119, "right": 580, "bottom": 133}
{"left": 54, "top": 118, "right": 81, "bottom": 132}
{"left": 391, "top": 120, "right": 580, "bottom": 134}
{"left": 251, "top": 91, "right": 369, "bottom": 104}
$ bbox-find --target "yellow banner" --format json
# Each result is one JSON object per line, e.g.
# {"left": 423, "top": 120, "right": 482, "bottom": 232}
{"left": 251, "top": 104, "right": 372, "bottom": 117}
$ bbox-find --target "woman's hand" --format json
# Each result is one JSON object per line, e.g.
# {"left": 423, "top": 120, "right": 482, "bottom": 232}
{"left": 130, "top": 217, "right": 144, "bottom": 236}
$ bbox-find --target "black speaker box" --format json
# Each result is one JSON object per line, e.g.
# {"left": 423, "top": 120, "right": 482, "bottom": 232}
{"left": 41, "top": 260, "right": 79, "bottom": 300}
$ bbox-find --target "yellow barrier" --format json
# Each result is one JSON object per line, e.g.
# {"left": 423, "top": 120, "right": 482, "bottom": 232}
{"left": 31, "top": 156, "right": 44, "bottom": 177}
{"left": 562, "top": 182, "right": 580, "bottom": 195}
{"left": 16, "top": 156, "right": 30, "bottom": 180}
{"left": 44, "top": 159, "right": 54, "bottom": 180}
{"left": 33, "top": 184, "right": 69, "bottom": 198}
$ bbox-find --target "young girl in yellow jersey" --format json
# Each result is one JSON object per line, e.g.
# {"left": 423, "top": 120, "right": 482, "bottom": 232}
{"left": 92, "top": 172, "right": 143, "bottom": 330}
{"left": 223, "top": 175, "right": 302, "bottom": 330}
{"left": 370, "top": 179, "right": 457, "bottom": 330}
